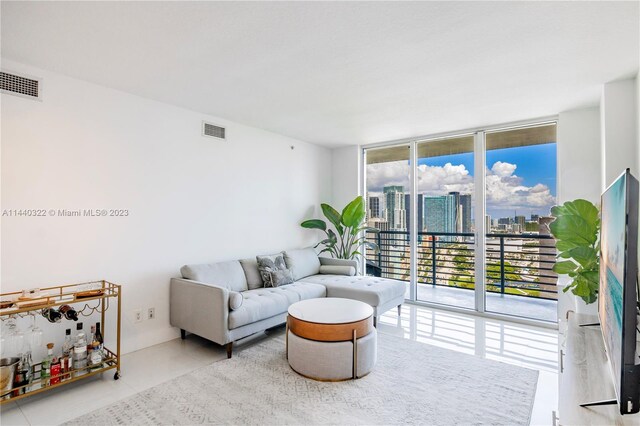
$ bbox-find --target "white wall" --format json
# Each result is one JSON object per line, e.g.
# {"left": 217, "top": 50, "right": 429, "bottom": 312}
{"left": 1, "top": 60, "right": 332, "bottom": 354}
{"left": 331, "top": 145, "right": 361, "bottom": 209}
{"left": 556, "top": 106, "right": 602, "bottom": 317}
{"left": 557, "top": 107, "right": 601, "bottom": 204}
{"left": 637, "top": 69, "right": 640, "bottom": 174}
{"left": 601, "top": 78, "right": 638, "bottom": 189}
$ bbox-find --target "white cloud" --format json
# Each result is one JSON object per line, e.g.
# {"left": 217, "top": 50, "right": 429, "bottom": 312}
{"left": 491, "top": 161, "right": 517, "bottom": 178}
{"left": 366, "top": 160, "right": 555, "bottom": 214}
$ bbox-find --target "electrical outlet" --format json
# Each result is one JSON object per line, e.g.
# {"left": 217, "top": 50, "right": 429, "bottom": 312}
{"left": 134, "top": 309, "right": 143, "bottom": 323}
{"left": 148, "top": 307, "right": 155, "bottom": 320}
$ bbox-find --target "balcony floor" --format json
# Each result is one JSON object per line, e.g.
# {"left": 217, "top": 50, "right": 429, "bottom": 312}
{"left": 409, "top": 283, "right": 558, "bottom": 323}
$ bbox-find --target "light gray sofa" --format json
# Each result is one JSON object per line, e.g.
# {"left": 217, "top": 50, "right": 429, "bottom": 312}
{"left": 170, "top": 248, "right": 405, "bottom": 358}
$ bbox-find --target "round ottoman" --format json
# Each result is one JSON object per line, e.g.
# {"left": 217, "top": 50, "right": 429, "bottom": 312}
{"left": 286, "top": 298, "right": 377, "bottom": 381}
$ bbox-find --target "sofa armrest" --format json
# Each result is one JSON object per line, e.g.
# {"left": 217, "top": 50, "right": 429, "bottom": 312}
{"left": 318, "top": 257, "right": 359, "bottom": 274}
{"left": 170, "top": 278, "right": 230, "bottom": 345}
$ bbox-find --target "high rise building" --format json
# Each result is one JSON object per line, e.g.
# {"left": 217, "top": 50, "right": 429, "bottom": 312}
{"left": 485, "top": 215, "right": 492, "bottom": 232}
{"left": 459, "top": 194, "right": 472, "bottom": 233}
{"left": 424, "top": 195, "right": 457, "bottom": 235}
{"left": 383, "top": 186, "right": 406, "bottom": 230}
{"left": 367, "top": 196, "right": 380, "bottom": 219}
{"left": 498, "top": 217, "right": 512, "bottom": 225}
{"left": 404, "top": 193, "right": 424, "bottom": 240}
{"left": 514, "top": 215, "right": 526, "bottom": 228}
{"left": 531, "top": 214, "right": 540, "bottom": 222}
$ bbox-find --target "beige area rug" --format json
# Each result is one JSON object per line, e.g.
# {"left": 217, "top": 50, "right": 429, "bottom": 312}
{"left": 65, "top": 332, "right": 538, "bottom": 425}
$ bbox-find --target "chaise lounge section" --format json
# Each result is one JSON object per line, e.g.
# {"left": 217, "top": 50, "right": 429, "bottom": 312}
{"left": 170, "top": 248, "right": 405, "bottom": 358}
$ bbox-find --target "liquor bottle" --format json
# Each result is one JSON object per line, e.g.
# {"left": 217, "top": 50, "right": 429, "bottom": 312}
{"left": 42, "top": 308, "right": 62, "bottom": 323}
{"left": 41, "top": 343, "right": 54, "bottom": 386}
{"left": 72, "top": 324, "right": 87, "bottom": 374}
{"left": 12, "top": 352, "right": 32, "bottom": 396}
{"left": 59, "top": 305, "right": 79, "bottom": 321}
{"left": 87, "top": 325, "right": 95, "bottom": 357}
{"left": 94, "top": 322, "right": 104, "bottom": 346}
{"left": 89, "top": 322, "right": 104, "bottom": 369}
{"left": 62, "top": 329, "right": 73, "bottom": 378}
{"left": 50, "top": 357, "right": 61, "bottom": 385}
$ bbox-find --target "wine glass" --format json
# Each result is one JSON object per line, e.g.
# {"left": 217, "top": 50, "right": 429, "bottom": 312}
{"left": 3, "top": 316, "right": 25, "bottom": 358}
{"left": 27, "top": 313, "right": 44, "bottom": 362}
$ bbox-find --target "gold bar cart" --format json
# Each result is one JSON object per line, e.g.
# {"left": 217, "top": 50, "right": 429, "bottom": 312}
{"left": 0, "top": 280, "right": 121, "bottom": 403}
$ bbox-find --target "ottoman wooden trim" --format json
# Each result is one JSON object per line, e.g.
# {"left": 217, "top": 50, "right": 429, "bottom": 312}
{"left": 287, "top": 314, "right": 374, "bottom": 342}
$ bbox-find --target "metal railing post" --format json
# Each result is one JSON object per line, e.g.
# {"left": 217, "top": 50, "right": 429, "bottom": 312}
{"left": 377, "top": 232, "right": 382, "bottom": 270}
{"left": 499, "top": 236, "right": 505, "bottom": 294}
{"left": 431, "top": 237, "right": 437, "bottom": 286}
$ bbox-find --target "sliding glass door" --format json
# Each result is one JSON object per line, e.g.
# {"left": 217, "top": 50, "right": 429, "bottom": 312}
{"left": 484, "top": 124, "right": 558, "bottom": 322}
{"left": 363, "top": 120, "right": 558, "bottom": 323}
{"left": 364, "top": 144, "right": 411, "bottom": 299}
{"left": 415, "top": 135, "right": 475, "bottom": 310}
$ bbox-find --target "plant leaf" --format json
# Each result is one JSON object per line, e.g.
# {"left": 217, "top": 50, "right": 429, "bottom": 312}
{"left": 564, "top": 246, "right": 598, "bottom": 269}
{"left": 556, "top": 240, "right": 579, "bottom": 252}
{"left": 553, "top": 260, "right": 578, "bottom": 275}
{"left": 301, "top": 219, "right": 326, "bottom": 231}
{"left": 321, "top": 204, "right": 343, "bottom": 233}
{"left": 341, "top": 196, "right": 366, "bottom": 228}
{"left": 562, "top": 199, "right": 599, "bottom": 229}
{"left": 571, "top": 275, "right": 599, "bottom": 304}
{"left": 549, "top": 214, "right": 597, "bottom": 246}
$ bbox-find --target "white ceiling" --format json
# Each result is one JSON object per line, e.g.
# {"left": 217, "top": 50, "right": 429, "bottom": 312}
{"left": 2, "top": 1, "right": 638, "bottom": 147}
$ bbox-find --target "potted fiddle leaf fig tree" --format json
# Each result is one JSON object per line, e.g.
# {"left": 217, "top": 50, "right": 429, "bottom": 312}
{"left": 549, "top": 199, "right": 600, "bottom": 304}
{"left": 301, "top": 196, "right": 380, "bottom": 260}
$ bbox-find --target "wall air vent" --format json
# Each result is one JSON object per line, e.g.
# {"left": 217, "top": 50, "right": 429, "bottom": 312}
{"left": 202, "top": 121, "right": 226, "bottom": 140}
{"left": 0, "top": 71, "right": 41, "bottom": 100}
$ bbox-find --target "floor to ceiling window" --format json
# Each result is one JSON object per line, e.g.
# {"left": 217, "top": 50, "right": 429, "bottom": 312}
{"left": 484, "top": 124, "right": 558, "bottom": 321}
{"left": 364, "top": 120, "right": 558, "bottom": 323}
{"left": 364, "top": 144, "right": 411, "bottom": 299}
{"left": 415, "top": 135, "right": 475, "bottom": 310}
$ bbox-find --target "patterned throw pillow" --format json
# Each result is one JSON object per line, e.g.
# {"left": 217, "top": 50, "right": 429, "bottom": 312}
{"left": 269, "top": 269, "right": 294, "bottom": 287}
{"left": 256, "top": 253, "right": 293, "bottom": 287}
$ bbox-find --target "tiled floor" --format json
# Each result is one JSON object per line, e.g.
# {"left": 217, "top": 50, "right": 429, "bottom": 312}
{"left": 1, "top": 304, "right": 558, "bottom": 425}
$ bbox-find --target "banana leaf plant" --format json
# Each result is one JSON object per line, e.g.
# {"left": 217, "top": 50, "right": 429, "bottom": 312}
{"left": 549, "top": 199, "right": 600, "bottom": 304}
{"left": 301, "top": 196, "right": 380, "bottom": 260}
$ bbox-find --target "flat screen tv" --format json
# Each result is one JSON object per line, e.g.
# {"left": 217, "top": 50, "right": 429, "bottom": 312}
{"left": 598, "top": 168, "right": 640, "bottom": 415}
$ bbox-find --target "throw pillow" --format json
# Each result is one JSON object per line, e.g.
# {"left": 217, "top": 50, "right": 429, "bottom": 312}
{"left": 269, "top": 269, "right": 294, "bottom": 287}
{"left": 257, "top": 253, "right": 292, "bottom": 287}
{"left": 229, "top": 291, "right": 243, "bottom": 310}
{"left": 319, "top": 265, "right": 356, "bottom": 276}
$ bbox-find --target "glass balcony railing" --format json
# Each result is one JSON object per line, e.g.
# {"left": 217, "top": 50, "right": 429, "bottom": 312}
{"left": 365, "top": 230, "right": 558, "bottom": 301}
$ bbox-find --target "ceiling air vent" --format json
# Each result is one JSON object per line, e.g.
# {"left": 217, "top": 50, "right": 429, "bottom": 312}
{"left": 202, "top": 121, "right": 226, "bottom": 140}
{"left": 0, "top": 71, "right": 41, "bottom": 100}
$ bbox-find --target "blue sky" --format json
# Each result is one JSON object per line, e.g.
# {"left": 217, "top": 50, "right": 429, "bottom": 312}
{"left": 416, "top": 142, "right": 557, "bottom": 217}
{"left": 418, "top": 143, "right": 557, "bottom": 195}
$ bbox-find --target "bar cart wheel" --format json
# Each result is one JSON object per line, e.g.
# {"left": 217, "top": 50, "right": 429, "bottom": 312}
{"left": 114, "top": 371, "right": 120, "bottom": 380}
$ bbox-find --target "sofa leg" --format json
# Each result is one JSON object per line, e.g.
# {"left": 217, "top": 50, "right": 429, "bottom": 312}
{"left": 373, "top": 316, "right": 377, "bottom": 327}
{"left": 226, "top": 342, "right": 233, "bottom": 359}
{"left": 180, "top": 329, "right": 186, "bottom": 340}
{"left": 397, "top": 304, "right": 402, "bottom": 316}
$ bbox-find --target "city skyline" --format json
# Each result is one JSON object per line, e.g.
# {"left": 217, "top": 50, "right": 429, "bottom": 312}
{"left": 366, "top": 142, "right": 557, "bottom": 218}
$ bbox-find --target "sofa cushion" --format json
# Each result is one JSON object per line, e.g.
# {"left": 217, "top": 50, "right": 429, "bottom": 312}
{"left": 229, "top": 287, "right": 296, "bottom": 329}
{"left": 298, "top": 275, "right": 406, "bottom": 307}
{"left": 228, "top": 283, "right": 326, "bottom": 330}
{"left": 284, "top": 282, "right": 326, "bottom": 301}
{"left": 319, "top": 265, "right": 356, "bottom": 276}
{"left": 239, "top": 258, "right": 263, "bottom": 290}
{"left": 229, "top": 291, "right": 243, "bottom": 310}
{"left": 283, "top": 248, "right": 321, "bottom": 280}
{"left": 180, "top": 260, "right": 248, "bottom": 292}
